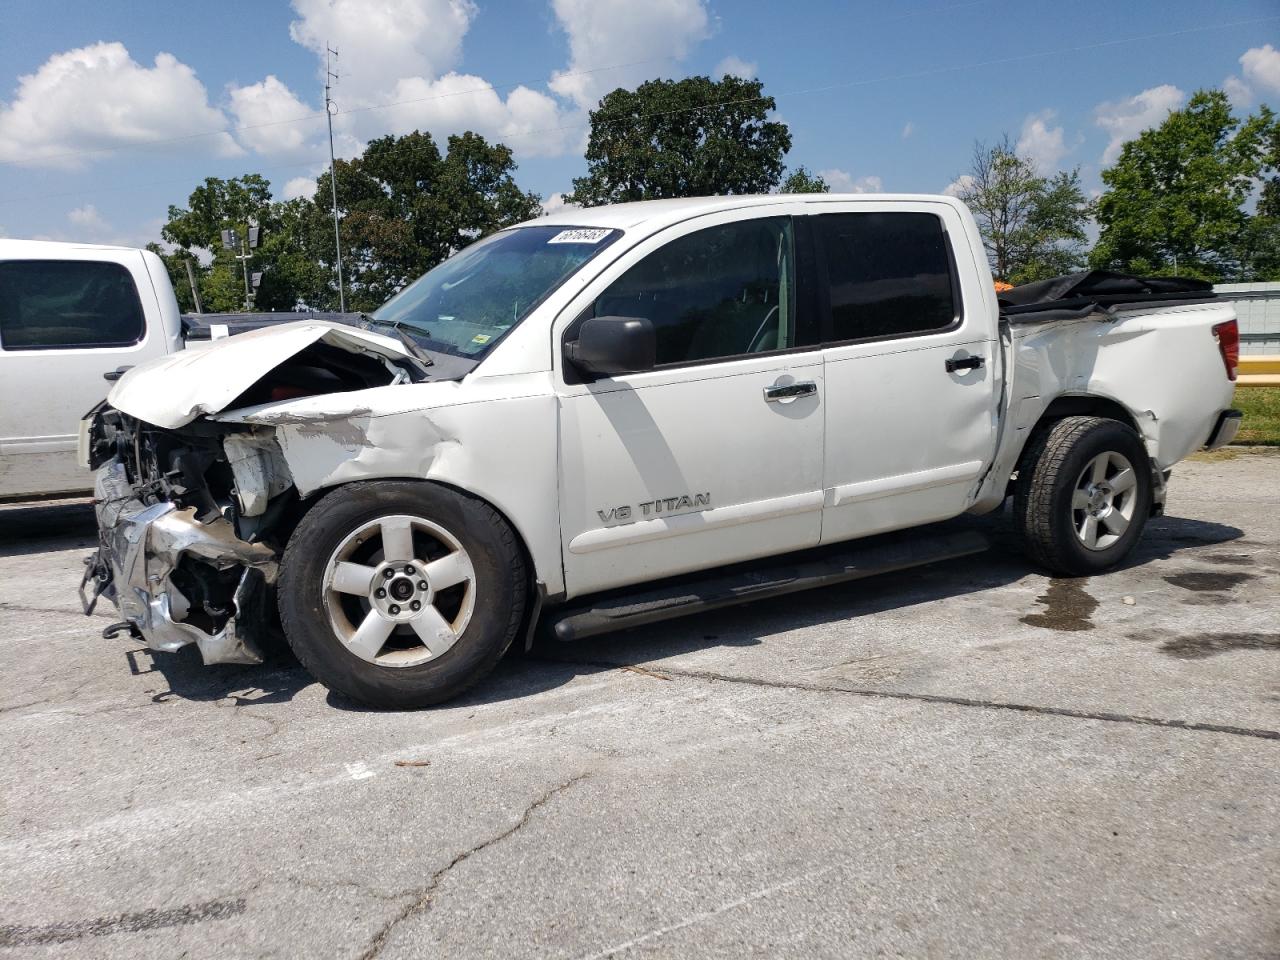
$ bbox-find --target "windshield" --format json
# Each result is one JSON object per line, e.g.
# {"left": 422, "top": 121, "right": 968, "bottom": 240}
{"left": 371, "top": 225, "right": 620, "bottom": 359}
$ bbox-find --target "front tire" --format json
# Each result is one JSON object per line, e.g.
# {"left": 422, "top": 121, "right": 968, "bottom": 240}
{"left": 279, "top": 480, "right": 527, "bottom": 709}
{"left": 1014, "top": 416, "right": 1152, "bottom": 576}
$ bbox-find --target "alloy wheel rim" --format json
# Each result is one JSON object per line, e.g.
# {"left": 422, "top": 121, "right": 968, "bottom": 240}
{"left": 1070, "top": 451, "right": 1138, "bottom": 551}
{"left": 321, "top": 514, "right": 475, "bottom": 667}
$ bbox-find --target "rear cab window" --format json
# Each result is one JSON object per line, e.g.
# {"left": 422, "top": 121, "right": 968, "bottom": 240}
{"left": 813, "top": 211, "right": 960, "bottom": 344}
{"left": 0, "top": 259, "right": 146, "bottom": 350}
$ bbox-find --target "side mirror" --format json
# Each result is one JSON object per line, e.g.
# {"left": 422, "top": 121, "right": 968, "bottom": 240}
{"left": 565, "top": 316, "right": 656, "bottom": 379}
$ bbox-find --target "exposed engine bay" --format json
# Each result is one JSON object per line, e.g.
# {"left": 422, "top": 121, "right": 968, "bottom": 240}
{"left": 81, "top": 323, "right": 427, "bottom": 664}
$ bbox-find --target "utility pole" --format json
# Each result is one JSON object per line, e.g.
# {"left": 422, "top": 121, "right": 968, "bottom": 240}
{"left": 325, "top": 44, "right": 347, "bottom": 313}
{"left": 183, "top": 258, "right": 204, "bottom": 313}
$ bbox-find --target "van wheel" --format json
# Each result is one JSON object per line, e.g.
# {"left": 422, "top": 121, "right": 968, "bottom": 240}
{"left": 279, "top": 481, "right": 527, "bottom": 709}
{"left": 1014, "top": 416, "right": 1152, "bottom": 576}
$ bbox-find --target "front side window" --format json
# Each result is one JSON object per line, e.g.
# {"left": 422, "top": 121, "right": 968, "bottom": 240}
{"left": 373, "top": 225, "right": 620, "bottom": 359}
{"left": 0, "top": 260, "right": 145, "bottom": 350}
{"left": 592, "top": 216, "right": 799, "bottom": 366}
{"left": 816, "top": 212, "right": 957, "bottom": 343}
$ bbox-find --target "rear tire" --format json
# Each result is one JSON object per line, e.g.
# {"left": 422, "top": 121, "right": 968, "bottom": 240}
{"left": 279, "top": 480, "right": 527, "bottom": 709}
{"left": 1014, "top": 416, "right": 1152, "bottom": 576}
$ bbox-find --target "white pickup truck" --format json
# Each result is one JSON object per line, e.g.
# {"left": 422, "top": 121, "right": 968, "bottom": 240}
{"left": 81, "top": 194, "right": 1242, "bottom": 708}
{"left": 0, "top": 240, "right": 188, "bottom": 499}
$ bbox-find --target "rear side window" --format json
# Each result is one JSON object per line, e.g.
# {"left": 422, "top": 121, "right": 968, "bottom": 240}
{"left": 816, "top": 212, "right": 957, "bottom": 343}
{"left": 0, "top": 259, "right": 146, "bottom": 350}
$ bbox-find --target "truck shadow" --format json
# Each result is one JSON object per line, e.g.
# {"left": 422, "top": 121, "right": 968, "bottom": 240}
{"left": 442, "top": 510, "right": 1246, "bottom": 712}
{"left": 38, "top": 507, "right": 1243, "bottom": 712}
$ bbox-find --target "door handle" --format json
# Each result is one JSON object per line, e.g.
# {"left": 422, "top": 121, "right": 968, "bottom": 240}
{"left": 103, "top": 366, "right": 133, "bottom": 382}
{"left": 945, "top": 355, "right": 985, "bottom": 373}
{"left": 764, "top": 381, "right": 817, "bottom": 402}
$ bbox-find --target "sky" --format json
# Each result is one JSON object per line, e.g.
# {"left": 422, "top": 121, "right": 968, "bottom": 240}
{"left": 0, "top": 0, "right": 1277, "bottom": 249}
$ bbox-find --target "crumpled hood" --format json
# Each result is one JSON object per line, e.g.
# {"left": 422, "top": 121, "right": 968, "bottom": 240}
{"left": 108, "top": 320, "right": 413, "bottom": 429}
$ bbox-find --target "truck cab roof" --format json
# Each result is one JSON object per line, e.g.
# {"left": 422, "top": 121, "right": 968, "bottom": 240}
{"left": 530, "top": 192, "right": 968, "bottom": 232}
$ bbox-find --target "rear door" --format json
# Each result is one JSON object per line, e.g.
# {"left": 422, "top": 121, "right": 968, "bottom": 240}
{"left": 0, "top": 252, "right": 169, "bottom": 497}
{"left": 814, "top": 204, "right": 999, "bottom": 543}
{"left": 555, "top": 208, "right": 827, "bottom": 598}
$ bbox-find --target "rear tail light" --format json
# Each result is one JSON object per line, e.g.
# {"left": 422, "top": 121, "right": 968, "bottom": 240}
{"left": 1212, "top": 320, "right": 1239, "bottom": 382}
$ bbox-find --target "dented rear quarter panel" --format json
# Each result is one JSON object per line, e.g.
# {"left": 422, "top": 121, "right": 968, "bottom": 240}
{"left": 217, "top": 373, "right": 566, "bottom": 596}
{"left": 971, "top": 301, "right": 1237, "bottom": 512}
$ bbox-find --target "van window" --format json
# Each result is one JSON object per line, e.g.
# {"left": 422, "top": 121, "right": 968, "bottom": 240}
{"left": 0, "top": 260, "right": 146, "bottom": 350}
{"left": 816, "top": 212, "right": 957, "bottom": 342}
{"left": 592, "top": 216, "right": 804, "bottom": 366}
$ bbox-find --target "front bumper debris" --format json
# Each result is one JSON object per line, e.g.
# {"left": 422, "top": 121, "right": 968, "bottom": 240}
{"left": 83, "top": 460, "right": 279, "bottom": 665}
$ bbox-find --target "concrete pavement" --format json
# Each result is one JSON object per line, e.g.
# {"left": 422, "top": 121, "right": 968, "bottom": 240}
{"left": 1, "top": 451, "right": 1277, "bottom": 959}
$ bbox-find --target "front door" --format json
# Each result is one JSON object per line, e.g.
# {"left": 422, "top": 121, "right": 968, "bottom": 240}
{"left": 815, "top": 206, "right": 999, "bottom": 543}
{"left": 556, "top": 211, "right": 826, "bottom": 598}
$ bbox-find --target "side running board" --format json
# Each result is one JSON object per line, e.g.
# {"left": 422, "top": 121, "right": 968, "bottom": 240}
{"left": 546, "top": 526, "right": 990, "bottom": 643}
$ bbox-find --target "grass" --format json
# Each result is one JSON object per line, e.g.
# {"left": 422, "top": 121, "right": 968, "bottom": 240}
{"left": 1234, "top": 386, "right": 1280, "bottom": 446}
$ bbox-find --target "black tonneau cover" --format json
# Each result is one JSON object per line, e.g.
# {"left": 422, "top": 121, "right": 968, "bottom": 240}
{"left": 998, "top": 270, "right": 1215, "bottom": 323}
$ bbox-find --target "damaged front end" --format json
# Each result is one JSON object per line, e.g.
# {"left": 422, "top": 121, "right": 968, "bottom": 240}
{"left": 80, "top": 320, "right": 431, "bottom": 665}
{"left": 81, "top": 409, "right": 292, "bottom": 664}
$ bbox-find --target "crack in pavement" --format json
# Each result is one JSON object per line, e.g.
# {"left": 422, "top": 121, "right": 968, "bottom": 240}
{"left": 532, "top": 658, "right": 1280, "bottom": 742}
{"left": 356, "top": 773, "right": 590, "bottom": 960}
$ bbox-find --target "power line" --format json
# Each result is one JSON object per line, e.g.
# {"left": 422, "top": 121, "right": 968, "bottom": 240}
{"left": 1, "top": 13, "right": 1275, "bottom": 214}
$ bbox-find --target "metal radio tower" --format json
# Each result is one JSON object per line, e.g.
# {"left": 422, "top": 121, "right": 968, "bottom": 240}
{"left": 325, "top": 45, "right": 347, "bottom": 312}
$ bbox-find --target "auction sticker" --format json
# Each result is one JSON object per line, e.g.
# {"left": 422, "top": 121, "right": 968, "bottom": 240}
{"left": 548, "top": 228, "right": 611, "bottom": 244}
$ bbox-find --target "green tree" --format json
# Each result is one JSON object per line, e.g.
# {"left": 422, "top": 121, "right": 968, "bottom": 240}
{"left": 1091, "top": 90, "right": 1276, "bottom": 281}
{"left": 306, "top": 130, "right": 542, "bottom": 310}
{"left": 780, "top": 166, "right": 830, "bottom": 193}
{"left": 160, "top": 174, "right": 315, "bottom": 312}
{"left": 953, "top": 136, "right": 1091, "bottom": 284}
{"left": 567, "top": 76, "right": 792, "bottom": 206}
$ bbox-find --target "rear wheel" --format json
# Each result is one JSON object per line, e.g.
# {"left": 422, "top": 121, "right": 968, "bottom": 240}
{"left": 279, "top": 480, "right": 527, "bottom": 708}
{"left": 1014, "top": 416, "right": 1152, "bottom": 576}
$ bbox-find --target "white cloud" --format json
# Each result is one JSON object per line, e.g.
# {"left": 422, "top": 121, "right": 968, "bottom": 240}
{"left": 227, "top": 0, "right": 579, "bottom": 163}
{"left": 1226, "top": 44, "right": 1280, "bottom": 106}
{"left": 288, "top": 0, "right": 476, "bottom": 103}
{"left": 549, "top": 0, "right": 711, "bottom": 109}
{"left": 67, "top": 204, "right": 110, "bottom": 233}
{"left": 1016, "top": 109, "right": 1068, "bottom": 173}
{"left": 715, "top": 56, "right": 757, "bottom": 80}
{"left": 0, "top": 41, "right": 239, "bottom": 168}
{"left": 1094, "top": 84, "right": 1184, "bottom": 164}
{"left": 380, "top": 73, "right": 569, "bottom": 157}
{"left": 283, "top": 176, "right": 319, "bottom": 200}
{"left": 820, "top": 169, "right": 882, "bottom": 193}
{"left": 943, "top": 174, "right": 976, "bottom": 198}
{"left": 541, "top": 192, "right": 578, "bottom": 215}
{"left": 901, "top": 121, "right": 914, "bottom": 139}
{"left": 227, "top": 75, "right": 319, "bottom": 159}
{"left": 1223, "top": 73, "right": 1252, "bottom": 109}
{"left": 1241, "top": 43, "right": 1280, "bottom": 95}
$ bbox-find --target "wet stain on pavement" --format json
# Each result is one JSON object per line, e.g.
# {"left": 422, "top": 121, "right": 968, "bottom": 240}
{"left": 1202, "top": 553, "right": 1255, "bottom": 566}
{"left": 1159, "top": 632, "right": 1280, "bottom": 660}
{"left": 1020, "top": 578, "right": 1097, "bottom": 632}
{"left": 1163, "top": 571, "right": 1256, "bottom": 592}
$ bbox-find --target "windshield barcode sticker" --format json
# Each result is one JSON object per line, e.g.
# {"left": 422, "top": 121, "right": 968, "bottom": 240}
{"left": 548, "top": 228, "right": 611, "bottom": 244}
